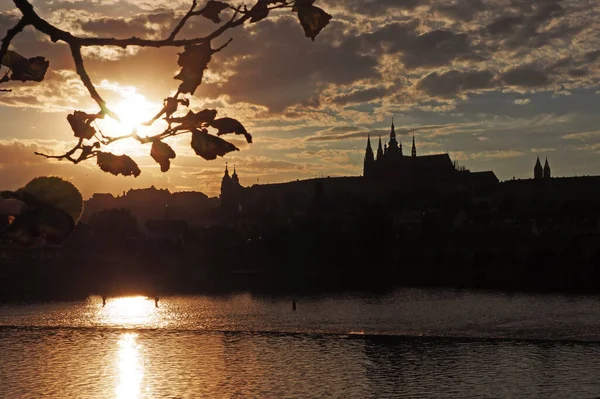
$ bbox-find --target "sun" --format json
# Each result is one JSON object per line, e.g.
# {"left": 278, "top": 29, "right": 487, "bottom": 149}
{"left": 94, "top": 87, "right": 164, "bottom": 155}
{"left": 112, "top": 90, "right": 157, "bottom": 130}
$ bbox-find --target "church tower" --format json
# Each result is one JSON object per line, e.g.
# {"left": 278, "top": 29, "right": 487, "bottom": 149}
{"left": 232, "top": 165, "right": 240, "bottom": 185}
{"left": 387, "top": 119, "right": 402, "bottom": 156}
{"left": 376, "top": 136, "right": 384, "bottom": 161}
{"left": 411, "top": 134, "right": 417, "bottom": 158}
{"left": 363, "top": 134, "right": 375, "bottom": 177}
{"left": 543, "top": 158, "right": 551, "bottom": 179}
{"left": 534, "top": 156, "right": 543, "bottom": 180}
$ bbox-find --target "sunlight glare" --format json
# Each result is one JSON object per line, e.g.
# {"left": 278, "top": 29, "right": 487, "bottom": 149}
{"left": 113, "top": 91, "right": 156, "bottom": 130}
{"left": 116, "top": 333, "right": 144, "bottom": 399}
{"left": 100, "top": 296, "right": 158, "bottom": 327}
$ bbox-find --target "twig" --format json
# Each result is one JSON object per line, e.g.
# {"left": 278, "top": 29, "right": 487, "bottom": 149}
{"left": 0, "top": 17, "right": 29, "bottom": 66}
{"left": 167, "top": 0, "right": 198, "bottom": 41}
{"left": 69, "top": 44, "right": 119, "bottom": 121}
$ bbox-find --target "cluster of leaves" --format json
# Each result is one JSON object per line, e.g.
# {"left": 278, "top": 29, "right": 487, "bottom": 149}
{"left": 3, "top": 0, "right": 331, "bottom": 178}
{"left": 0, "top": 177, "right": 83, "bottom": 247}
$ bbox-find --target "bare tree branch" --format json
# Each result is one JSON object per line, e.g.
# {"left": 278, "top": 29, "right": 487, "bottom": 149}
{"left": 167, "top": 0, "right": 198, "bottom": 41}
{"left": 69, "top": 44, "right": 119, "bottom": 120}
{"left": 0, "top": 17, "right": 29, "bottom": 66}
{"left": 5, "top": 0, "right": 332, "bottom": 173}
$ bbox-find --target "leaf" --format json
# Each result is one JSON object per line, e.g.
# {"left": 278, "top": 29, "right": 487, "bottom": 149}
{"left": 0, "top": 206, "right": 74, "bottom": 247}
{"left": 200, "top": 0, "right": 229, "bottom": 23}
{"left": 97, "top": 152, "right": 141, "bottom": 177}
{"left": 291, "top": 0, "right": 314, "bottom": 12}
{"left": 19, "top": 176, "right": 84, "bottom": 223}
{"left": 67, "top": 111, "right": 98, "bottom": 140}
{"left": 294, "top": 4, "right": 331, "bottom": 41}
{"left": 170, "top": 109, "right": 218, "bottom": 130}
{"left": 0, "top": 177, "right": 82, "bottom": 247}
{"left": 174, "top": 43, "right": 212, "bottom": 95}
{"left": 210, "top": 117, "right": 253, "bottom": 143}
{"left": 250, "top": 3, "right": 269, "bottom": 23}
{"left": 190, "top": 128, "right": 239, "bottom": 160}
{"left": 151, "top": 140, "right": 176, "bottom": 172}
{"left": 1, "top": 50, "right": 49, "bottom": 82}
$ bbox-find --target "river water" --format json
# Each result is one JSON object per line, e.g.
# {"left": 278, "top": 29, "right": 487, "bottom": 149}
{"left": 1, "top": 289, "right": 600, "bottom": 398}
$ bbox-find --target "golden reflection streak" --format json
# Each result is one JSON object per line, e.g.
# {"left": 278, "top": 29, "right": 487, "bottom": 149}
{"left": 116, "top": 333, "right": 144, "bottom": 399}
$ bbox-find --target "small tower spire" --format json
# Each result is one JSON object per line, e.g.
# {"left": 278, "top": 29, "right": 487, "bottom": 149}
{"left": 411, "top": 134, "right": 416, "bottom": 157}
{"left": 543, "top": 157, "right": 551, "bottom": 179}
{"left": 376, "top": 136, "right": 384, "bottom": 161}
{"left": 534, "top": 156, "right": 543, "bottom": 179}
{"left": 363, "top": 134, "right": 375, "bottom": 177}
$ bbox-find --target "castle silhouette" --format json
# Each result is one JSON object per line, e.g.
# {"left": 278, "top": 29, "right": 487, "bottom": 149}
{"left": 363, "top": 119, "right": 459, "bottom": 183}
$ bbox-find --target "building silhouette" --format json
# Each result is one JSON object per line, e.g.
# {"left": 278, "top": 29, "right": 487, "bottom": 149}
{"left": 534, "top": 156, "right": 551, "bottom": 179}
{"left": 363, "top": 120, "right": 469, "bottom": 185}
{"left": 220, "top": 164, "right": 243, "bottom": 213}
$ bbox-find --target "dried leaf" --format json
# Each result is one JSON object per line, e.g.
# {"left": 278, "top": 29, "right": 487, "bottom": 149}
{"left": 97, "top": 152, "right": 141, "bottom": 177}
{"left": 174, "top": 43, "right": 212, "bottom": 95}
{"left": 170, "top": 109, "right": 218, "bottom": 130}
{"left": 210, "top": 117, "right": 253, "bottom": 143}
{"left": 250, "top": 3, "right": 269, "bottom": 23}
{"left": 151, "top": 140, "right": 177, "bottom": 172}
{"left": 200, "top": 0, "right": 229, "bottom": 23}
{"left": 67, "top": 111, "right": 98, "bottom": 140}
{"left": 297, "top": 5, "right": 331, "bottom": 41}
{"left": 190, "top": 128, "right": 239, "bottom": 160}
{"left": 291, "top": 0, "right": 314, "bottom": 12}
{"left": 1, "top": 50, "right": 49, "bottom": 82}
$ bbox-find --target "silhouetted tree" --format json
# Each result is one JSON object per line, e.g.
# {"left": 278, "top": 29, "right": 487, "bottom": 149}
{"left": 1, "top": 0, "right": 332, "bottom": 176}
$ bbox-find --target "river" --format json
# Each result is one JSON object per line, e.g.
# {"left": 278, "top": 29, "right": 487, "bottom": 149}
{"left": 1, "top": 289, "right": 600, "bottom": 398}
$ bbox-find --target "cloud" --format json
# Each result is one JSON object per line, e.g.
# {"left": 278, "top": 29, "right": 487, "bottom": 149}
{"left": 513, "top": 98, "right": 531, "bottom": 105}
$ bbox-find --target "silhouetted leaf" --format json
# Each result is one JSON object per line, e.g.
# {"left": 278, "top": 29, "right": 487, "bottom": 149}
{"left": 1, "top": 206, "right": 74, "bottom": 247}
{"left": 295, "top": 4, "right": 331, "bottom": 41}
{"left": 67, "top": 111, "right": 98, "bottom": 140}
{"left": 1, "top": 50, "right": 49, "bottom": 82}
{"left": 250, "top": 3, "right": 269, "bottom": 23}
{"left": 0, "top": 177, "right": 82, "bottom": 247}
{"left": 200, "top": 1, "right": 229, "bottom": 23}
{"left": 190, "top": 128, "right": 239, "bottom": 160}
{"left": 210, "top": 117, "right": 253, "bottom": 143}
{"left": 19, "top": 176, "right": 84, "bottom": 223}
{"left": 174, "top": 43, "right": 212, "bottom": 95}
{"left": 97, "top": 152, "right": 141, "bottom": 177}
{"left": 170, "top": 109, "right": 218, "bottom": 130}
{"left": 151, "top": 140, "right": 176, "bottom": 172}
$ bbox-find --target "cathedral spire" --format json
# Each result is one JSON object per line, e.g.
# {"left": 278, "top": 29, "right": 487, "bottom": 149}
{"left": 363, "top": 134, "right": 375, "bottom": 177}
{"left": 376, "top": 136, "right": 384, "bottom": 161}
{"left": 390, "top": 117, "right": 396, "bottom": 139}
{"left": 411, "top": 134, "right": 416, "bottom": 158}
{"left": 534, "top": 156, "right": 543, "bottom": 179}
{"left": 543, "top": 157, "right": 551, "bottom": 179}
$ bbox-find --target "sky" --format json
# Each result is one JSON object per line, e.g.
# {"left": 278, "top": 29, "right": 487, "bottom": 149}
{"left": 0, "top": 0, "right": 599, "bottom": 198}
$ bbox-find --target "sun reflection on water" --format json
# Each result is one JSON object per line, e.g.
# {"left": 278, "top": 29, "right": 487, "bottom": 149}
{"left": 116, "top": 333, "right": 144, "bottom": 399}
{"left": 98, "top": 296, "right": 161, "bottom": 327}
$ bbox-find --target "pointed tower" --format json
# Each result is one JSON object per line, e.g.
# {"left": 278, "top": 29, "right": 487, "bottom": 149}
{"left": 387, "top": 118, "right": 401, "bottom": 156}
{"left": 232, "top": 165, "right": 240, "bottom": 186}
{"left": 376, "top": 136, "right": 384, "bottom": 161}
{"left": 411, "top": 134, "right": 417, "bottom": 158}
{"left": 220, "top": 163, "right": 232, "bottom": 200}
{"left": 363, "top": 134, "right": 375, "bottom": 177}
{"left": 534, "top": 156, "right": 543, "bottom": 179}
{"left": 543, "top": 157, "right": 551, "bottom": 179}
